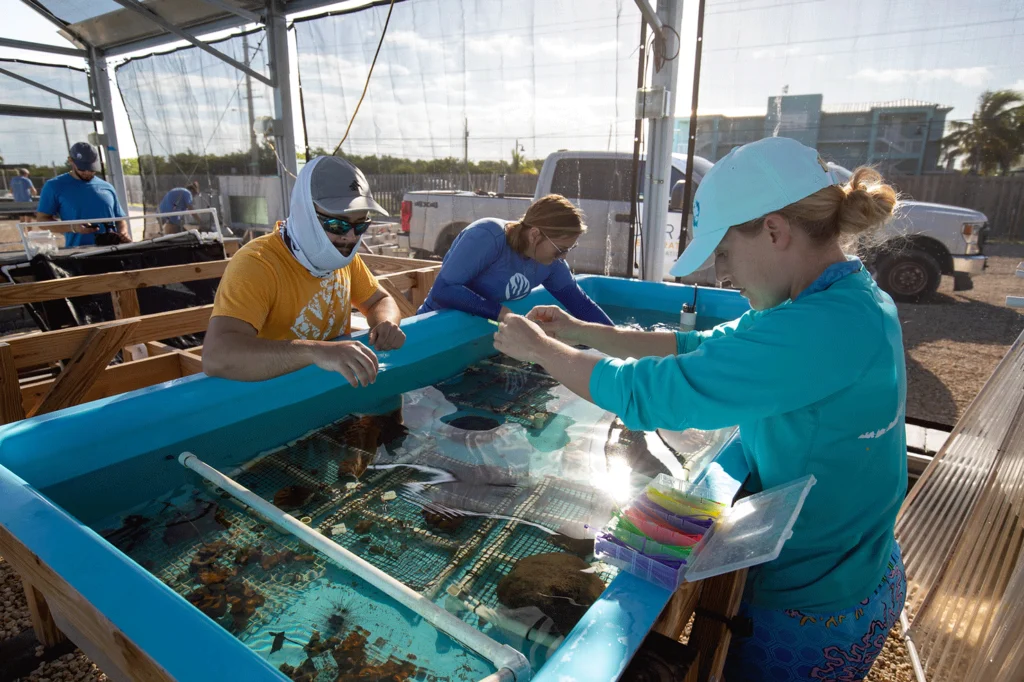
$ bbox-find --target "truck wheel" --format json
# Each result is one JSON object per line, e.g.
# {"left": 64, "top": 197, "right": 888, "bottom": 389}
{"left": 875, "top": 249, "right": 941, "bottom": 302}
{"left": 434, "top": 223, "right": 468, "bottom": 258}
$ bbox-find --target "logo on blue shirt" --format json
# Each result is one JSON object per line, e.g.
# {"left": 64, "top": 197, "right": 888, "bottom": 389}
{"left": 505, "top": 273, "right": 532, "bottom": 300}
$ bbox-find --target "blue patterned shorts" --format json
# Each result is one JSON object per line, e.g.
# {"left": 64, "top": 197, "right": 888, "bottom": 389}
{"left": 723, "top": 544, "right": 906, "bottom": 682}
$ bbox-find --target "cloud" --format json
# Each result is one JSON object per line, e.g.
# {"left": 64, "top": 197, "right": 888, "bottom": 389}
{"left": 1009, "top": 79, "right": 1024, "bottom": 92}
{"left": 850, "top": 66, "right": 992, "bottom": 87}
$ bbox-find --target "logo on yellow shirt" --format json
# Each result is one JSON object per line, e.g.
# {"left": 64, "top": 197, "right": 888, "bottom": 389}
{"left": 290, "top": 276, "right": 349, "bottom": 339}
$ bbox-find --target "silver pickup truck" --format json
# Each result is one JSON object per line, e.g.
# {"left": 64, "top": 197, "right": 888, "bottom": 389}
{"left": 401, "top": 151, "right": 987, "bottom": 301}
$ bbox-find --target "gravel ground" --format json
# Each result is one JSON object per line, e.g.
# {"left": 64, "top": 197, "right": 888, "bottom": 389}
{"left": 900, "top": 243, "right": 1024, "bottom": 425}
{"left": 2, "top": 247, "right": 1021, "bottom": 681}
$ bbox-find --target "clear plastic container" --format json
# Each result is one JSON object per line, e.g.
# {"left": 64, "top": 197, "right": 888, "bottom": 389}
{"left": 25, "top": 230, "right": 61, "bottom": 257}
{"left": 595, "top": 473, "right": 816, "bottom": 590}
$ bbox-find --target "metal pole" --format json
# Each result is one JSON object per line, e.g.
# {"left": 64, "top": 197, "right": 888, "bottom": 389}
{"left": 58, "top": 97, "right": 72, "bottom": 153}
{"left": 241, "top": 32, "right": 260, "bottom": 176}
{"left": 677, "top": 0, "right": 707, "bottom": 261}
{"left": 266, "top": 0, "right": 297, "bottom": 204}
{"left": 88, "top": 46, "right": 129, "bottom": 212}
{"left": 626, "top": 20, "right": 648, "bottom": 280}
{"left": 640, "top": 0, "right": 684, "bottom": 281}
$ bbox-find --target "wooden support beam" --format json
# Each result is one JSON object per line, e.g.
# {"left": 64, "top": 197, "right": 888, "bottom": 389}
{"left": 28, "top": 320, "right": 140, "bottom": 418}
{"left": 690, "top": 568, "right": 748, "bottom": 682}
{"left": 652, "top": 580, "right": 702, "bottom": 640}
{"left": 176, "top": 351, "right": 204, "bottom": 376}
{"left": 112, "top": 289, "right": 144, "bottom": 361}
{"left": 145, "top": 341, "right": 177, "bottom": 356}
{"left": 0, "top": 525, "right": 172, "bottom": 681}
{"left": 7, "top": 305, "right": 213, "bottom": 370}
{"left": 361, "top": 253, "right": 438, "bottom": 274}
{"left": 412, "top": 267, "right": 437, "bottom": 309}
{"left": 378, "top": 271, "right": 415, "bottom": 291}
{"left": 23, "top": 580, "right": 66, "bottom": 648}
{"left": 378, "top": 279, "right": 417, "bottom": 318}
{"left": 0, "top": 260, "right": 228, "bottom": 306}
{"left": 19, "top": 353, "right": 183, "bottom": 416}
{"left": 111, "top": 289, "right": 141, "bottom": 319}
{"left": 0, "top": 342, "right": 26, "bottom": 424}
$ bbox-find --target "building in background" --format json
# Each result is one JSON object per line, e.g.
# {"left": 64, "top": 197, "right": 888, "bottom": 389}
{"left": 674, "top": 95, "right": 952, "bottom": 175}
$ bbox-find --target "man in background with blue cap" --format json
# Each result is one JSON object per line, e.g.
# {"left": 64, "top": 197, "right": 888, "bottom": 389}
{"left": 36, "top": 142, "right": 131, "bottom": 247}
{"left": 493, "top": 136, "right": 909, "bottom": 681}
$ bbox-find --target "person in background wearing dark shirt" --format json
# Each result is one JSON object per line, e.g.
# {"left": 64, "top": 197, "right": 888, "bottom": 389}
{"left": 416, "top": 194, "right": 613, "bottom": 326}
{"left": 36, "top": 142, "right": 131, "bottom": 247}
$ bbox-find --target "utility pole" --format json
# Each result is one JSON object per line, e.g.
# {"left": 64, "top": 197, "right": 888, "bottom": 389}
{"left": 242, "top": 32, "right": 260, "bottom": 176}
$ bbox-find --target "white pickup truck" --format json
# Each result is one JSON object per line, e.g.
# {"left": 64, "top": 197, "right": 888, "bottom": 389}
{"left": 401, "top": 151, "right": 988, "bottom": 301}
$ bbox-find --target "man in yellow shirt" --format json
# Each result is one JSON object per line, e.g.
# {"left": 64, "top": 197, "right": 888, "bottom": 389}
{"left": 203, "top": 156, "right": 406, "bottom": 385}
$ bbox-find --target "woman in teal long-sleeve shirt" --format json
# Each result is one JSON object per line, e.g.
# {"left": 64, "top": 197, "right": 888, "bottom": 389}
{"left": 494, "top": 137, "right": 907, "bottom": 682}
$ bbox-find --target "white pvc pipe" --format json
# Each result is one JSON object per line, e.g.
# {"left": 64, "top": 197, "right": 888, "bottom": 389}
{"left": 445, "top": 591, "right": 565, "bottom": 651}
{"left": 901, "top": 609, "right": 927, "bottom": 682}
{"left": 178, "top": 452, "right": 532, "bottom": 682}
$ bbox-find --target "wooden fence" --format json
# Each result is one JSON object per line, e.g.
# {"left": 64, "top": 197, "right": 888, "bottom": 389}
{"left": 889, "top": 174, "right": 1024, "bottom": 241}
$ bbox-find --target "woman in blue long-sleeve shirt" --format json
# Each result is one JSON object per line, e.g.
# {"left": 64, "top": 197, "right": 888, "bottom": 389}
{"left": 494, "top": 138, "right": 908, "bottom": 682}
{"left": 416, "top": 194, "right": 613, "bottom": 325}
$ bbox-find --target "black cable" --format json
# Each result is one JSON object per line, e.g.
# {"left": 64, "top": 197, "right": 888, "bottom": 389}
{"left": 654, "top": 24, "right": 681, "bottom": 72}
{"left": 331, "top": 0, "right": 397, "bottom": 157}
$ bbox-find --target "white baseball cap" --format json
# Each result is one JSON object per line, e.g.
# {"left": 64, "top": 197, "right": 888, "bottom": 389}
{"left": 670, "top": 137, "right": 841, "bottom": 276}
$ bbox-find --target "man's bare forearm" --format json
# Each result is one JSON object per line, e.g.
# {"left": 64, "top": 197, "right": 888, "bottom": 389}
{"left": 365, "top": 294, "right": 402, "bottom": 327}
{"left": 203, "top": 332, "right": 321, "bottom": 382}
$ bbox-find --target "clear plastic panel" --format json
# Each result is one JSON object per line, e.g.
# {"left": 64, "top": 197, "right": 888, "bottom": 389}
{"left": 683, "top": 474, "right": 816, "bottom": 582}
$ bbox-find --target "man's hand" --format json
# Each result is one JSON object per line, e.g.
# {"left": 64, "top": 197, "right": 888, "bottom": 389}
{"left": 526, "top": 305, "right": 585, "bottom": 343}
{"left": 368, "top": 320, "right": 405, "bottom": 351}
{"left": 311, "top": 340, "right": 379, "bottom": 387}
{"left": 494, "top": 314, "right": 553, "bottom": 364}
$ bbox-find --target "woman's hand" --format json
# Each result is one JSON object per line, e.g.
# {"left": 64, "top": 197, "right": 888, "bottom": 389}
{"left": 526, "top": 305, "right": 586, "bottom": 343}
{"left": 494, "top": 314, "right": 553, "bottom": 364}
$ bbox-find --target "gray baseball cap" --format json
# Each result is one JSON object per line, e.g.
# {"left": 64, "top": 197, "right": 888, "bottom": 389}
{"left": 310, "top": 156, "right": 388, "bottom": 217}
{"left": 69, "top": 142, "right": 102, "bottom": 172}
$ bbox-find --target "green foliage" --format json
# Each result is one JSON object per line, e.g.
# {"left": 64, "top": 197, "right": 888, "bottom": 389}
{"left": 941, "top": 90, "right": 1024, "bottom": 176}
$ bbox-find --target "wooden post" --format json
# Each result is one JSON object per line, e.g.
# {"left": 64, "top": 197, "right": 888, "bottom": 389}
{"left": 176, "top": 351, "right": 204, "bottom": 376}
{"left": 23, "top": 580, "right": 66, "bottom": 648}
{"left": 378, "top": 278, "right": 417, "bottom": 318}
{"left": 0, "top": 526, "right": 172, "bottom": 681}
{"left": 690, "top": 568, "right": 748, "bottom": 682}
{"left": 412, "top": 267, "right": 437, "bottom": 309}
{"left": 112, "top": 289, "right": 144, "bottom": 361}
{"left": 652, "top": 580, "right": 702, "bottom": 640}
{"left": 0, "top": 342, "right": 26, "bottom": 424}
{"left": 28, "top": 319, "right": 140, "bottom": 418}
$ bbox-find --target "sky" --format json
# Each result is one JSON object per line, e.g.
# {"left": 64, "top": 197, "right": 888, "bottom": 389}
{"left": 1, "top": 0, "right": 1022, "bottom": 167}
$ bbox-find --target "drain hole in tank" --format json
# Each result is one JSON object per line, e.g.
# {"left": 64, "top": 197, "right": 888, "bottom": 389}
{"left": 441, "top": 413, "right": 503, "bottom": 431}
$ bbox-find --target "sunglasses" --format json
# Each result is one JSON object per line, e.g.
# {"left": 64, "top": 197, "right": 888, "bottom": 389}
{"left": 316, "top": 212, "right": 372, "bottom": 236}
{"left": 543, "top": 232, "right": 579, "bottom": 259}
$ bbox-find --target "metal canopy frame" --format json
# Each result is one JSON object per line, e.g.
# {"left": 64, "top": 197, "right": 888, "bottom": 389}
{"left": 0, "top": 37, "right": 85, "bottom": 58}
{"left": 8, "top": 0, "right": 354, "bottom": 214}
{"left": 0, "top": 66, "right": 97, "bottom": 111}
{"left": 108, "top": 0, "right": 274, "bottom": 87}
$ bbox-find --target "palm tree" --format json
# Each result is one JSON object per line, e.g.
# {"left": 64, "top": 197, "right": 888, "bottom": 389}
{"left": 941, "top": 90, "right": 1024, "bottom": 175}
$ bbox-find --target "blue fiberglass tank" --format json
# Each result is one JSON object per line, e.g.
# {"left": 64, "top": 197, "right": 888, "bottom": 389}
{"left": 0, "top": 276, "right": 750, "bottom": 682}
